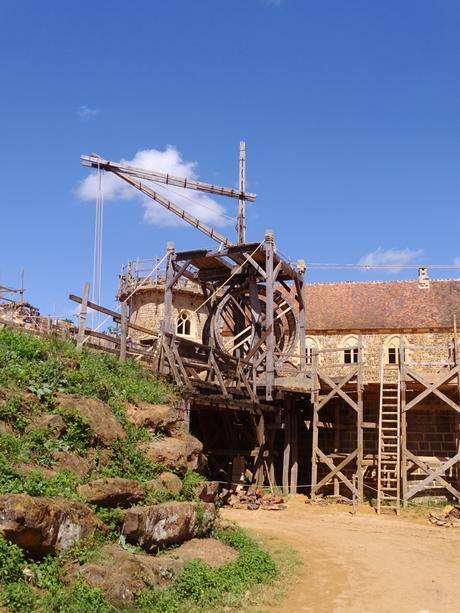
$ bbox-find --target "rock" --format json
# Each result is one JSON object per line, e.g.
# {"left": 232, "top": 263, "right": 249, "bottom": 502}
{"left": 147, "top": 472, "right": 182, "bottom": 496}
{"left": 0, "top": 421, "right": 13, "bottom": 434}
{"left": 123, "top": 501, "right": 216, "bottom": 551}
{"left": 193, "top": 481, "right": 219, "bottom": 503}
{"left": 140, "top": 433, "right": 204, "bottom": 471}
{"left": 171, "top": 537, "right": 237, "bottom": 568}
{"left": 126, "top": 402, "right": 179, "bottom": 433}
{"left": 51, "top": 451, "right": 92, "bottom": 478}
{"left": 77, "top": 478, "right": 145, "bottom": 508}
{"left": 0, "top": 494, "right": 103, "bottom": 556}
{"left": 63, "top": 544, "right": 183, "bottom": 603}
{"left": 15, "top": 452, "right": 92, "bottom": 480}
{"left": 56, "top": 394, "right": 125, "bottom": 445}
{"left": 25, "top": 414, "right": 66, "bottom": 435}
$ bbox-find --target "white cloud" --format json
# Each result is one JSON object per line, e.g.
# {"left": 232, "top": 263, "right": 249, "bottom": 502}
{"left": 77, "top": 105, "right": 100, "bottom": 121}
{"left": 454, "top": 258, "right": 460, "bottom": 266}
{"left": 359, "top": 247, "right": 423, "bottom": 273}
{"left": 77, "top": 146, "right": 231, "bottom": 229}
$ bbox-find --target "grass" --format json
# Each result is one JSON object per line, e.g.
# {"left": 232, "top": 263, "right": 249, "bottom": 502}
{"left": 0, "top": 526, "right": 285, "bottom": 613}
{"left": 0, "top": 329, "right": 289, "bottom": 611}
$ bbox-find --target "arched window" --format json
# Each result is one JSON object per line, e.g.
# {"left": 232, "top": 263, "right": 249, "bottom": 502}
{"left": 343, "top": 336, "right": 359, "bottom": 364}
{"left": 305, "top": 337, "right": 318, "bottom": 365}
{"left": 176, "top": 311, "right": 192, "bottom": 336}
{"left": 385, "top": 336, "right": 400, "bottom": 365}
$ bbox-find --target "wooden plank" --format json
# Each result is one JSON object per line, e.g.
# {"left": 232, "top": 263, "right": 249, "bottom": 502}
{"left": 290, "top": 404, "right": 298, "bottom": 494}
{"left": 316, "top": 448, "right": 359, "bottom": 495}
{"left": 314, "top": 449, "right": 358, "bottom": 490}
{"left": 119, "top": 300, "right": 128, "bottom": 362}
{"left": 282, "top": 407, "right": 291, "bottom": 495}
{"left": 265, "top": 230, "right": 275, "bottom": 401}
{"left": 70, "top": 294, "right": 157, "bottom": 337}
{"left": 81, "top": 154, "right": 257, "bottom": 201}
{"left": 317, "top": 369, "right": 360, "bottom": 412}
{"left": 404, "top": 451, "right": 460, "bottom": 499}
{"left": 405, "top": 367, "right": 460, "bottom": 414}
{"left": 405, "top": 450, "right": 460, "bottom": 500}
{"left": 76, "top": 282, "right": 89, "bottom": 350}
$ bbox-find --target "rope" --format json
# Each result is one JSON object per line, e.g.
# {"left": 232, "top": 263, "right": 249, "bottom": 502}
{"left": 192, "top": 241, "right": 264, "bottom": 314}
{"left": 79, "top": 251, "right": 169, "bottom": 346}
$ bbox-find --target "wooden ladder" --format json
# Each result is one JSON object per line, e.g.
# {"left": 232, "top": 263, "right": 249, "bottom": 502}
{"left": 377, "top": 353, "right": 401, "bottom": 514}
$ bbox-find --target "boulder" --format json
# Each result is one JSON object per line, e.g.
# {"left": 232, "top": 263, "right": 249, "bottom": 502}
{"left": 126, "top": 402, "right": 179, "bottom": 433}
{"left": 171, "top": 537, "right": 237, "bottom": 568}
{"left": 15, "top": 452, "right": 92, "bottom": 480}
{"left": 0, "top": 421, "right": 13, "bottom": 435}
{"left": 25, "top": 414, "right": 66, "bottom": 435}
{"left": 0, "top": 494, "right": 103, "bottom": 556}
{"left": 56, "top": 394, "right": 125, "bottom": 445}
{"left": 51, "top": 451, "right": 92, "bottom": 478}
{"left": 123, "top": 501, "right": 216, "bottom": 551}
{"left": 77, "top": 478, "right": 145, "bottom": 508}
{"left": 63, "top": 544, "right": 183, "bottom": 603}
{"left": 140, "top": 433, "right": 204, "bottom": 471}
{"left": 194, "top": 481, "right": 220, "bottom": 503}
{"left": 147, "top": 472, "right": 182, "bottom": 496}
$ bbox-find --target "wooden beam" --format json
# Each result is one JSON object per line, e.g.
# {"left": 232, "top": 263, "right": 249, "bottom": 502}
{"left": 81, "top": 153, "right": 257, "bottom": 201}
{"left": 76, "top": 282, "right": 89, "bottom": 351}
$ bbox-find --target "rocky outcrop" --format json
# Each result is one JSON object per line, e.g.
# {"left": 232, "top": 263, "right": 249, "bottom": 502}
{"left": 55, "top": 394, "right": 125, "bottom": 445}
{"left": 77, "top": 478, "right": 145, "bottom": 508}
{"left": 126, "top": 402, "right": 179, "bottom": 433}
{"left": 123, "top": 501, "right": 216, "bottom": 551}
{"left": 194, "top": 481, "right": 219, "bottom": 503}
{"left": 140, "top": 433, "right": 204, "bottom": 471}
{"left": 25, "top": 414, "right": 66, "bottom": 435}
{"left": 147, "top": 471, "right": 182, "bottom": 496}
{"left": 171, "top": 537, "right": 237, "bottom": 568}
{"left": 63, "top": 544, "right": 183, "bottom": 603}
{"left": 0, "top": 494, "right": 103, "bottom": 556}
{"left": 16, "top": 451, "right": 93, "bottom": 480}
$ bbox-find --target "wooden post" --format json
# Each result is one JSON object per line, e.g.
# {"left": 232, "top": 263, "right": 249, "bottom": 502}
{"left": 297, "top": 259, "right": 307, "bottom": 373}
{"left": 310, "top": 352, "right": 319, "bottom": 500}
{"left": 163, "top": 242, "right": 175, "bottom": 334}
{"left": 265, "top": 229, "right": 275, "bottom": 401}
{"left": 399, "top": 335, "right": 408, "bottom": 507}
{"left": 357, "top": 336, "right": 364, "bottom": 500}
{"left": 119, "top": 300, "right": 128, "bottom": 362}
{"left": 334, "top": 403, "right": 340, "bottom": 496}
{"left": 283, "top": 404, "right": 291, "bottom": 495}
{"left": 290, "top": 399, "right": 298, "bottom": 494}
{"left": 76, "top": 282, "right": 90, "bottom": 351}
{"left": 237, "top": 141, "right": 246, "bottom": 244}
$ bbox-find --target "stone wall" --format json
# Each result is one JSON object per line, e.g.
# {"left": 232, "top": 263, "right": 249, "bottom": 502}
{"left": 306, "top": 331, "right": 454, "bottom": 383}
{"left": 128, "top": 285, "right": 208, "bottom": 344}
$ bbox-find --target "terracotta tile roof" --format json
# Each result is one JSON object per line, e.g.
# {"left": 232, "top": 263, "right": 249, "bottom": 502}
{"left": 305, "top": 279, "right": 460, "bottom": 331}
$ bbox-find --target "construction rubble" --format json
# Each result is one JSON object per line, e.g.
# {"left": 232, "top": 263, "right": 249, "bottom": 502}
{"left": 428, "top": 505, "right": 460, "bottom": 527}
{"left": 222, "top": 488, "right": 287, "bottom": 511}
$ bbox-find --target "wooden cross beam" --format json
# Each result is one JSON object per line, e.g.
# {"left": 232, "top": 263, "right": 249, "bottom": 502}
{"left": 404, "top": 450, "right": 460, "bottom": 500}
{"left": 404, "top": 366, "right": 460, "bottom": 414}
{"left": 317, "top": 368, "right": 360, "bottom": 412}
{"left": 405, "top": 450, "right": 460, "bottom": 500}
{"left": 315, "top": 448, "right": 359, "bottom": 496}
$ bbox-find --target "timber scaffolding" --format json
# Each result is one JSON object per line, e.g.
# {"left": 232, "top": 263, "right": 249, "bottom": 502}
{"left": 77, "top": 147, "right": 460, "bottom": 508}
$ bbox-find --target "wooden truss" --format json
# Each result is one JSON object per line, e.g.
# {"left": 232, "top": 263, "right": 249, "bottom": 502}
{"left": 310, "top": 340, "right": 364, "bottom": 500}
{"left": 400, "top": 346, "right": 460, "bottom": 504}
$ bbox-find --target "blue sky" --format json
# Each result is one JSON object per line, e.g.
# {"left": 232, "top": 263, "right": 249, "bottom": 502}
{"left": 1, "top": 0, "right": 460, "bottom": 317}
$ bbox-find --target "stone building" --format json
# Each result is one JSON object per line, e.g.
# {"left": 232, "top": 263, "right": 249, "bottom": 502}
{"left": 119, "top": 259, "right": 460, "bottom": 506}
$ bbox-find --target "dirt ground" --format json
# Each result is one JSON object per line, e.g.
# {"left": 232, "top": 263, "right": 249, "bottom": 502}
{"left": 222, "top": 497, "right": 460, "bottom": 613}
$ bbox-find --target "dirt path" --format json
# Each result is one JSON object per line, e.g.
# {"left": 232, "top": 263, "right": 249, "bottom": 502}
{"left": 222, "top": 498, "right": 460, "bottom": 613}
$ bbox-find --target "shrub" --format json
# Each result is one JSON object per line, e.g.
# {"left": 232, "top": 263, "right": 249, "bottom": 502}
{"left": 0, "top": 534, "right": 27, "bottom": 582}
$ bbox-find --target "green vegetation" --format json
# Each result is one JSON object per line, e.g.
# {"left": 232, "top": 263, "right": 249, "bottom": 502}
{"left": 135, "top": 527, "right": 278, "bottom": 612}
{"left": 0, "top": 527, "right": 280, "bottom": 613}
{"left": 0, "top": 329, "right": 281, "bottom": 611}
